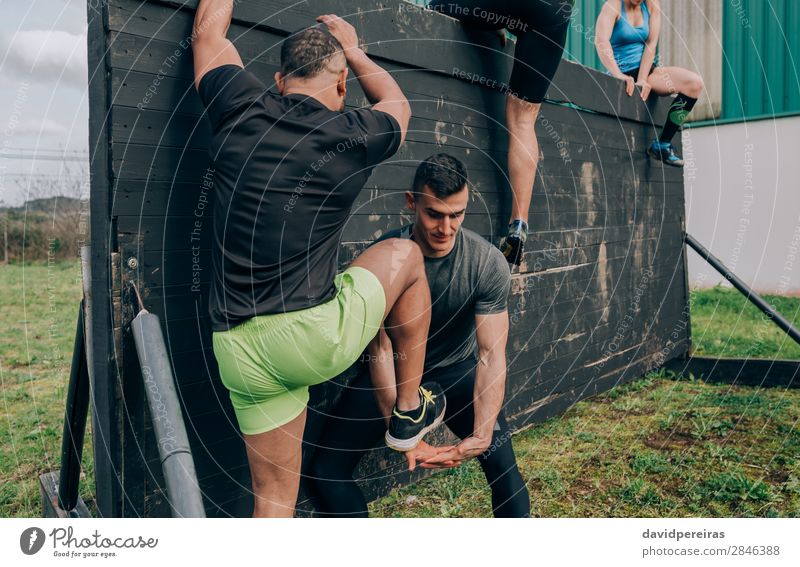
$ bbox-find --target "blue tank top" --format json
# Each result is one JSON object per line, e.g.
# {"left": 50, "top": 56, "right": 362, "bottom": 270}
{"left": 610, "top": 0, "right": 650, "bottom": 73}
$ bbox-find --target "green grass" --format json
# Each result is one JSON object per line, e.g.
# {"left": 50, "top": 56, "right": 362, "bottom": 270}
{"left": 371, "top": 287, "right": 800, "bottom": 518}
{"left": 689, "top": 286, "right": 800, "bottom": 359}
{"left": 371, "top": 370, "right": 800, "bottom": 517}
{"left": 0, "top": 261, "right": 95, "bottom": 517}
{"left": 1, "top": 267, "right": 799, "bottom": 518}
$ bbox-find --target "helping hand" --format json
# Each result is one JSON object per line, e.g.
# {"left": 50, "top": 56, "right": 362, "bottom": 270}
{"left": 405, "top": 440, "right": 459, "bottom": 471}
{"left": 420, "top": 436, "right": 491, "bottom": 468}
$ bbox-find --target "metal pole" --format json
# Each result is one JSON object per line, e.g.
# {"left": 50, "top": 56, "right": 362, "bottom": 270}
{"left": 80, "top": 247, "right": 94, "bottom": 382}
{"left": 57, "top": 301, "right": 91, "bottom": 511}
{"left": 685, "top": 233, "right": 800, "bottom": 347}
{"left": 131, "top": 309, "right": 206, "bottom": 518}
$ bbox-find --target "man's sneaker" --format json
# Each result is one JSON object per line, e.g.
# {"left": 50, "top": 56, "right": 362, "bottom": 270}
{"left": 500, "top": 219, "right": 528, "bottom": 267}
{"left": 648, "top": 140, "right": 684, "bottom": 167}
{"left": 385, "top": 384, "right": 447, "bottom": 452}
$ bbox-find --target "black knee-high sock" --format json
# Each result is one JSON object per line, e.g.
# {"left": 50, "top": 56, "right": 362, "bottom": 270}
{"left": 659, "top": 93, "right": 697, "bottom": 144}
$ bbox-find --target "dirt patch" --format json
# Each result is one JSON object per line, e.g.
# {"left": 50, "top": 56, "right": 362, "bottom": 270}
{"left": 570, "top": 477, "right": 599, "bottom": 497}
{"left": 766, "top": 469, "right": 790, "bottom": 484}
{"left": 644, "top": 431, "right": 697, "bottom": 451}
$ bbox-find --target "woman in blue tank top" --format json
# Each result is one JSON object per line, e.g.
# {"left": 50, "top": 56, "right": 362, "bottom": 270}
{"left": 595, "top": 0, "right": 705, "bottom": 167}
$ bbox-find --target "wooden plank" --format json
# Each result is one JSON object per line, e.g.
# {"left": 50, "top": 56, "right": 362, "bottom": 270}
{"left": 507, "top": 306, "right": 689, "bottom": 397}
{"left": 507, "top": 326, "right": 689, "bottom": 406}
{"left": 125, "top": 242, "right": 678, "bottom": 295}
{"left": 107, "top": 67, "right": 507, "bottom": 134}
{"left": 109, "top": 168, "right": 683, "bottom": 217}
{"left": 145, "top": 280, "right": 680, "bottom": 408}
{"left": 133, "top": 236, "right": 682, "bottom": 323}
{"left": 506, "top": 345, "right": 683, "bottom": 429}
{"left": 508, "top": 274, "right": 688, "bottom": 362}
{"left": 109, "top": 96, "right": 669, "bottom": 159}
{"left": 107, "top": 126, "right": 682, "bottom": 185}
{"left": 87, "top": 0, "right": 125, "bottom": 520}
{"left": 114, "top": 202, "right": 684, "bottom": 260}
{"left": 137, "top": 253, "right": 687, "bottom": 359}
{"left": 506, "top": 336, "right": 688, "bottom": 423}
{"left": 120, "top": 0, "right": 670, "bottom": 124}
{"left": 40, "top": 471, "right": 93, "bottom": 518}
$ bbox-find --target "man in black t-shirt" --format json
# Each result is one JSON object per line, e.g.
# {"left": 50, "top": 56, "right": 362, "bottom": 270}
{"left": 192, "top": 1, "right": 445, "bottom": 517}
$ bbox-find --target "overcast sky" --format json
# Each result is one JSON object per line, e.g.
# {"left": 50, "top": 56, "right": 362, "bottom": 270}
{"left": 0, "top": 0, "right": 89, "bottom": 206}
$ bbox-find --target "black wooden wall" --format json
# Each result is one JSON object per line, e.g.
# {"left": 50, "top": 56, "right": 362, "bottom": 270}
{"left": 87, "top": 0, "right": 690, "bottom": 517}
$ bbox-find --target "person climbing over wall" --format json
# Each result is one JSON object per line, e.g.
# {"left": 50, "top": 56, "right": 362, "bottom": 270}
{"left": 428, "top": 0, "right": 574, "bottom": 267}
{"left": 192, "top": 1, "right": 446, "bottom": 517}
{"left": 595, "top": 0, "right": 705, "bottom": 167}
{"left": 310, "top": 154, "right": 530, "bottom": 518}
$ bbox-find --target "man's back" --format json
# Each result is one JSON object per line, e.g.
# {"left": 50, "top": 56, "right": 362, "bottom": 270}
{"left": 198, "top": 65, "right": 401, "bottom": 331}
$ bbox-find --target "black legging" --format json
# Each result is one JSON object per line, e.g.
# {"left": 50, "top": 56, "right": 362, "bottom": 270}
{"left": 429, "top": 0, "right": 573, "bottom": 103}
{"left": 308, "top": 358, "right": 530, "bottom": 517}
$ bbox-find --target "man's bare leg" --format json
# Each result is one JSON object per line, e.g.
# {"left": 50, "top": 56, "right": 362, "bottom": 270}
{"left": 350, "top": 238, "right": 431, "bottom": 412}
{"left": 243, "top": 239, "right": 429, "bottom": 517}
{"left": 244, "top": 409, "right": 307, "bottom": 518}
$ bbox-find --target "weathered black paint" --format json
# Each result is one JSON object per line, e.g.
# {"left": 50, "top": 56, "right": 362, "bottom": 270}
{"left": 88, "top": 0, "right": 690, "bottom": 517}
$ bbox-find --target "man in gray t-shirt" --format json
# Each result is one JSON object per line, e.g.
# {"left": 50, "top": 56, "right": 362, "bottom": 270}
{"left": 377, "top": 220, "right": 510, "bottom": 370}
{"left": 310, "top": 154, "right": 530, "bottom": 517}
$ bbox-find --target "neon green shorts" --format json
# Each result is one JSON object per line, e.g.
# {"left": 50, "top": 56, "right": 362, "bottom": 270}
{"left": 212, "top": 267, "right": 385, "bottom": 435}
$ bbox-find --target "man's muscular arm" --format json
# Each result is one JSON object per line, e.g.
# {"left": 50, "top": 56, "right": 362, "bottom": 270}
{"left": 422, "top": 312, "right": 508, "bottom": 466}
{"left": 317, "top": 14, "right": 411, "bottom": 143}
{"left": 193, "top": 0, "right": 243, "bottom": 90}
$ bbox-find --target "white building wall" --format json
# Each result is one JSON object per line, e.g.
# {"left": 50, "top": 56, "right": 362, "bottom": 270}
{"left": 684, "top": 115, "right": 800, "bottom": 295}
{"left": 659, "top": 0, "right": 723, "bottom": 121}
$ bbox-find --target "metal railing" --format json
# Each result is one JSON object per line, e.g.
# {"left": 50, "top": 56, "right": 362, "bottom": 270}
{"left": 685, "top": 233, "right": 800, "bottom": 347}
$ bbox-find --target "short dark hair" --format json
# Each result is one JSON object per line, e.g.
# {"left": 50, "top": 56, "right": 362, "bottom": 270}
{"left": 412, "top": 154, "right": 468, "bottom": 200}
{"left": 280, "top": 27, "right": 344, "bottom": 79}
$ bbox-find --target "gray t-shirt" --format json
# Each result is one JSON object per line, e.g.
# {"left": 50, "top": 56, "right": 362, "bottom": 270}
{"left": 378, "top": 225, "right": 511, "bottom": 369}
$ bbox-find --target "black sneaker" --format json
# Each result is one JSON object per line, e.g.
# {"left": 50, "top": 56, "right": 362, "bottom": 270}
{"left": 648, "top": 140, "right": 684, "bottom": 167}
{"left": 500, "top": 219, "right": 528, "bottom": 267}
{"left": 385, "top": 384, "right": 447, "bottom": 452}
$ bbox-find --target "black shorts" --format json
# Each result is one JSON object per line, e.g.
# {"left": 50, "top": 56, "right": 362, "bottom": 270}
{"left": 430, "top": 0, "right": 574, "bottom": 103}
{"left": 623, "top": 62, "right": 659, "bottom": 79}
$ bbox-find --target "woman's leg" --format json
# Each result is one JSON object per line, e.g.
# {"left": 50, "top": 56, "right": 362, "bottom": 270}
{"left": 647, "top": 66, "right": 704, "bottom": 146}
{"left": 647, "top": 65, "right": 705, "bottom": 97}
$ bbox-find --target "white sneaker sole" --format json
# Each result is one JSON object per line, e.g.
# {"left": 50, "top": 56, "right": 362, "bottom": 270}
{"left": 384, "top": 399, "right": 447, "bottom": 452}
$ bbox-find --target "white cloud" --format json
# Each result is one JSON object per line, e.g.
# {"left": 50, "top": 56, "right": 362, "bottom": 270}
{"left": 2, "top": 29, "right": 87, "bottom": 88}
{"left": 14, "top": 118, "right": 69, "bottom": 136}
